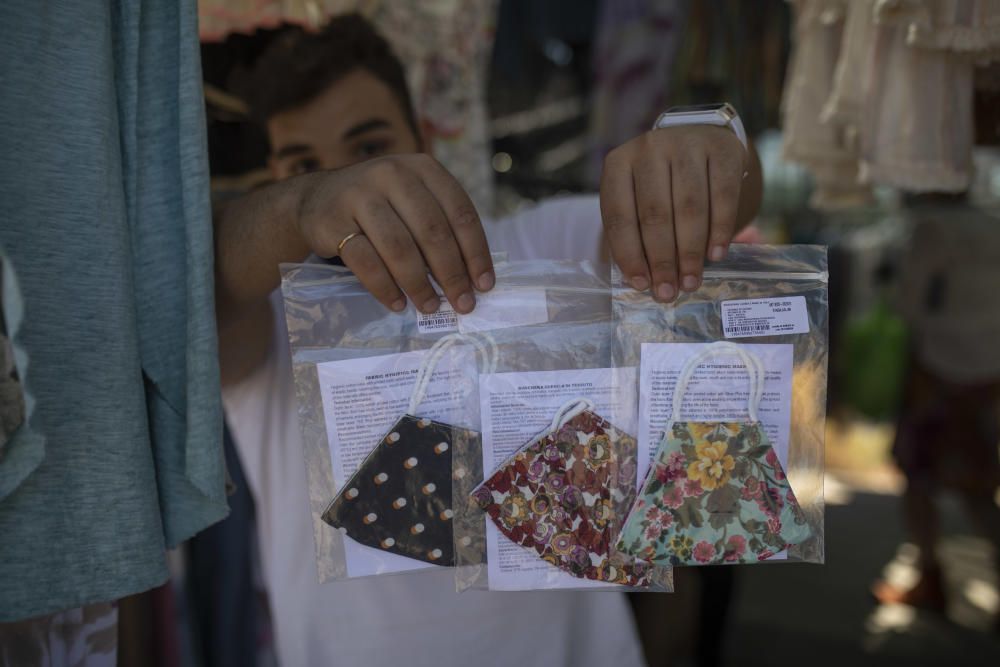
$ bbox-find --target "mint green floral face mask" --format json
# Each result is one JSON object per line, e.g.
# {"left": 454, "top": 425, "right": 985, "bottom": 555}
{"left": 616, "top": 342, "right": 813, "bottom": 566}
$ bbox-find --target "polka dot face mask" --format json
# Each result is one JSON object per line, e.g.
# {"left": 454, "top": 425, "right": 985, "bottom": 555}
{"left": 616, "top": 342, "right": 813, "bottom": 566}
{"left": 323, "top": 335, "right": 492, "bottom": 567}
{"left": 472, "top": 399, "right": 657, "bottom": 586}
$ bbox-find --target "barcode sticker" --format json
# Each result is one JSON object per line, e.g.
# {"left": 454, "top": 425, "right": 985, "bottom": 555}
{"left": 721, "top": 296, "right": 809, "bottom": 338}
{"left": 416, "top": 300, "right": 459, "bottom": 334}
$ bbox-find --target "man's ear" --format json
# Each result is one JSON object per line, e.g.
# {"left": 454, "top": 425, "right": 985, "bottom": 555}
{"left": 418, "top": 117, "right": 436, "bottom": 154}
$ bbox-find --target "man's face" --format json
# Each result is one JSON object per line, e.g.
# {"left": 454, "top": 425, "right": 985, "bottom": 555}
{"left": 267, "top": 68, "right": 421, "bottom": 180}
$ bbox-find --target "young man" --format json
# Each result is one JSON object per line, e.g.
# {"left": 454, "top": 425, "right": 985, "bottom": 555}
{"left": 216, "top": 14, "right": 761, "bottom": 666}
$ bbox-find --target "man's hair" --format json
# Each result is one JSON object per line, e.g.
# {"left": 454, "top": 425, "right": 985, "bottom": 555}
{"left": 246, "top": 14, "right": 418, "bottom": 134}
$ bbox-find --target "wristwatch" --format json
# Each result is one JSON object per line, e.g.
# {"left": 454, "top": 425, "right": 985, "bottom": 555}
{"left": 652, "top": 103, "right": 748, "bottom": 154}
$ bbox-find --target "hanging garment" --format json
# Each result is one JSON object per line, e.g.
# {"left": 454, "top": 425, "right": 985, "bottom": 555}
{"left": 0, "top": 0, "right": 226, "bottom": 622}
{"left": 473, "top": 400, "right": 656, "bottom": 586}
{"left": 616, "top": 342, "right": 812, "bottom": 565}
{"left": 874, "top": 0, "right": 1000, "bottom": 58}
{"left": 821, "top": 0, "right": 877, "bottom": 130}
{"left": 783, "top": 0, "right": 1000, "bottom": 197}
{"left": 324, "top": 334, "right": 491, "bottom": 567}
{"left": 781, "top": 0, "right": 873, "bottom": 209}
{"left": 858, "top": 18, "right": 976, "bottom": 192}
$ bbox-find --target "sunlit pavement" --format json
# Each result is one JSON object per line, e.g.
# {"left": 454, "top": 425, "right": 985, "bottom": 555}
{"left": 724, "top": 471, "right": 1000, "bottom": 667}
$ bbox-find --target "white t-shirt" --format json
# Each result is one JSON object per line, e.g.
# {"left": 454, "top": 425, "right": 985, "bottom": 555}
{"left": 223, "top": 195, "right": 645, "bottom": 667}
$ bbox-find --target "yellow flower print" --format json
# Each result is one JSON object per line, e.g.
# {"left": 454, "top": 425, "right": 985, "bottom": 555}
{"left": 688, "top": 422, "right": 716, "bottom": 440}
{"left": 584, "top": 434, "right": 612, "bottom": 469}
{"left": 530, "top": 492, "right": 552, "bottom": 516}
{"left": 637, "top": 545, "right": 658, "bottom": 562}
{"left": 686, "top": 441, "right": 735, "bottom": 490}
{"left": 550, "top": 532, "right": 576, "bottom": 555}
{"left": 592, "top": 498, "right": 614, "bottom": 528}
{"left": 598, "top": 561, "right": 619, "bottom": 582}
{"left": 668, "top": 534, "right": 694, "bottom": 559}
{"left": 500, "top": 494, "right": 529, "bottom": 528}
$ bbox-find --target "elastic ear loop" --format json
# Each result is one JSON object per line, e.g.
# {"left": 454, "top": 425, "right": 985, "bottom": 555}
{"left": 408, "top": 333, "right": 498, "bottom": 415}
{"left": 665, "top": 342, "right": 765, "bottom": 435}
{"left": 548, "top": 397, "right": 596, "bottom": 433}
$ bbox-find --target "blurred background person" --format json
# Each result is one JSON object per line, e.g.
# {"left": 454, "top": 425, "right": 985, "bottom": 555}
{"left": 869, "top": 193, "right": 1000, "bottom": 620}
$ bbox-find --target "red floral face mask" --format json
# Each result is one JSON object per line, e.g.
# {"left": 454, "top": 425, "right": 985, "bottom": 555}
{"left": 472, "top": 400, "right": 657, "bottom": 586}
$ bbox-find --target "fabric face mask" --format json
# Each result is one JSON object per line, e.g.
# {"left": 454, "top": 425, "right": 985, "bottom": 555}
{"left": 323, "top": 334, "right": 493, "bottom": 567}
{"left": 616, "top": 342, "right": 813, "bottom": 566}
{"left": 472, "top": 399, "right": 656, "bottom": 587}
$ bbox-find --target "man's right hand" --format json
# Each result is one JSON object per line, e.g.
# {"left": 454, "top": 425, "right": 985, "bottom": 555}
{"left": 296, "top": 153, "right": 494, "bottom": 314}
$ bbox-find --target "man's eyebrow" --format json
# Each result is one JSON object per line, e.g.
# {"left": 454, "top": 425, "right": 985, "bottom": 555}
{"left": 272, "top": 143, "right": 312, "bottom": 159}
{"left": 342, "top": 118, "right": 391, "bottom": 140}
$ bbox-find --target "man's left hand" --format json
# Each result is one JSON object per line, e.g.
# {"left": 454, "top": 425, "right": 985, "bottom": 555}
{"left": 599, "top": 125, "right": 754, "bottom": 302}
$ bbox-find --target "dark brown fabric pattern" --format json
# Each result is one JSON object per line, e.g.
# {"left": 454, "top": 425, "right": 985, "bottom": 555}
{"left": 324, "top": 414, "right": 479, "bottom": 566}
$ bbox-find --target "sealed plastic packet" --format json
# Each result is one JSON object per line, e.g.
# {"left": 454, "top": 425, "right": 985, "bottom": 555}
{"left": 450, "top": 258, "right": 671, "bottom": 592}
{"left": 472, "top": 397, "right": 658, "bottom": 586}
{"left": 616, "top": 342, "right": 813, "bottom": 565}
{"left": 611, "top": 244, "right": 828, "bottom": 565}
{"left": 323, "top": 333, "right": 495, "bottom": 567}
{"left": 281, "top": 261, "right": 493, "bottom": 581}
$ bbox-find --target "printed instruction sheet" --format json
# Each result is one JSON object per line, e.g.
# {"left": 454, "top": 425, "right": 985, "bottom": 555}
{"left": 477, "top": 367, "right": 637, "bottom": 590}
{"left": 317, "top": 346, "right": 478, "bottom": 576}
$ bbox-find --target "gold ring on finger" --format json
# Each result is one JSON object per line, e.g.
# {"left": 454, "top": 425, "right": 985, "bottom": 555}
{"left": 337, "top": 231, "right": 365, "bottom": 255}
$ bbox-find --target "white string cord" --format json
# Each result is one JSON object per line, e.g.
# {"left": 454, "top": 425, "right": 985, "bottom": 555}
{"left": 667, "top": 342, "right": 765, "bottom": 430}
{"left": 548, "top": 397, "right": 595, "bottom": 433}
{"left": 407, "top": 333, "right": 497, "bottom": 415}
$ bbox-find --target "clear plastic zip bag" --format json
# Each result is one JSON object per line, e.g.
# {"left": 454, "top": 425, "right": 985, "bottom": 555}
{"left": 450, "top": 259, "right": 672, "bottom": 592}
{"left": 611, "top": 244, "right": 828, "bottom": 565}
{"left": 280, "top": 261, "right": 496, "bottom": 581}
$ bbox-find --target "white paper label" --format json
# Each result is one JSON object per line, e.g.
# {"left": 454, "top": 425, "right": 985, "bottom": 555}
{"left": 416, "top": 301, "right": 459, "bottom": 334}
{"left": 416, "top": 289, "right": 548, "bottom": 335}
{"left": 477, "top": 367, "right": 637, "bottom": 591}
{"left": 721, "top": 296, "right": 809, "bottom": 338}
{"left": 459, "top": 288, "right": 548, "bottom": 333}
{"left": 316, "top": 346, "right": 479, "bottom": 576}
